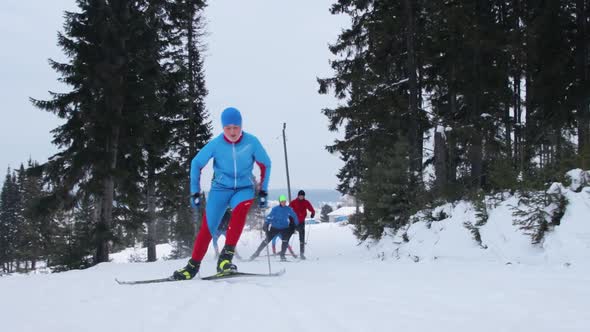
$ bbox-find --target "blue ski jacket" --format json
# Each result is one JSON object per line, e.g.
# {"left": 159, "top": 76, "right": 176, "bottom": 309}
{"left": 190, "top": 132, "right": 271, "bottom": 194}
{"left": 265, "top": 205, "right": 298, "bottom": 230}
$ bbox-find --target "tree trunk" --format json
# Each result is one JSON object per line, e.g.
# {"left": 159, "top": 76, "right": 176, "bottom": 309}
{"left": 523, "top": 0, "right": 534, "bottom": 176}
{"left": 577, "top": 0, "right": 590, "bottom": 168}
{"left": 146, "top": 165, "right": 157, "bottom": 262}
{"left": 470, "top": 0, "right": 483, "bottom": 189}
{"left": 404, "top": 0, "right": 422, "bottom": 185}
{"left": 96, "top": 124, "right": 120, "bottom": 263}
{"left": 505, "top": 103, "right": 512, "bottom": 160}
{"left": 470, "top": 133, "right": 484, "bottom": 188}
{"left": 448, "top": 63, "right": 458, "bottom": 184}
{"left": 512, "top": 0, "right": 522, "bottom": 170}
{"left": 514, "top": 75, "right": 522, "bottom": 168}
{"left": 434, "top": 128, "right": 448, "bottom": 195}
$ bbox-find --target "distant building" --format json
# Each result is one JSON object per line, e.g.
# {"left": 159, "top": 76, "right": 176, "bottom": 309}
{"left": 327, "top": 206, "right": 362, "bottom": 223}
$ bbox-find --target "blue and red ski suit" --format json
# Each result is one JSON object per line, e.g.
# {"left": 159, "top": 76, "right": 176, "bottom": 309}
{"left": 190, "top": 131, "right": 271, "bottom": 261}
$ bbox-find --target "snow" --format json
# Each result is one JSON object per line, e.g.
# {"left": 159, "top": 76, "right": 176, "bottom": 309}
{"left": 2, "top": 177, "right": 590, "bottom": 331}
{"left": 566, "top": 168, "right": 590, "bottom": 192}
{"left": 381, "top": 183, "right": 590, "bottom": 266}
{"left": 1, "top": 220, "right": 589, "bottom": 331}
{"left": 110, "top": 243, "right": 174, "bottom": 263}
{"left": 327, "top": 206, "right": 361, "bottom": 216}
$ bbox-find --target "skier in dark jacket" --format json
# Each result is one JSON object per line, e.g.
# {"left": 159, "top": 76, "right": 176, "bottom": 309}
{"left": 289, "top": 190, "right": 315, "bottom": 259}
{"left": 249, "top": 195, "right": 298, "bottom": 261}
{"left": 173, "top": 107, "right": 271, "bottom": 280}
{"left": 271, "top": 233, "right": 297, "bottom": 257}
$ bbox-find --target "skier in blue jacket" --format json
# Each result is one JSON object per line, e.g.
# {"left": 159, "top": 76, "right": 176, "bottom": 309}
{"left": 173, "top": 107, "right": 271, "bottom": 280}
{"left": 249, "top": 195, "right": 298, "bottom": 261}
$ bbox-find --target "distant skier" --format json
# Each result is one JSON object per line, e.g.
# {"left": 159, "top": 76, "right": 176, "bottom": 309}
{"left": 289, "top": 190, "right": 315, "bottom": 259}
{"left": 172, "top": 107, "right": 271, "bottom": 280}
{"left": 271, "top": 233, "right": 297, "bottom": 257}
{"left": 249, "top": 195, "right": 298, "bottom": 261}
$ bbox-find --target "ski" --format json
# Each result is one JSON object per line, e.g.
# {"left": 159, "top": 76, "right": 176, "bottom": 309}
{"left": 115, "top": 268, "right": 286, "bottom": 285}
{"left": 200, "top": 268, "right": 286, "bottom": 280}
{"left": 115, "top": 276, "right": 176, "bottom": 285}
{"left": 246, "top": 256, "right": 301, "bottom": 263}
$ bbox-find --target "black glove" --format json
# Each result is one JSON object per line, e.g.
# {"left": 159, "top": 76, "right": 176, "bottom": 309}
{"left": 310, "top": 212, "right": 315, "bottom": 218}
{"left": 190, "top": 192, "right": 201, "bottom": 209}
{"left": 258, "top": 190, "right": 268, "bottom": 208}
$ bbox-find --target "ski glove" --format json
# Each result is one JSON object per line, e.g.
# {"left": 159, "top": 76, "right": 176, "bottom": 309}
{"left": 190, "top": 193, "right": 201, "bottom": 209}
{"left": 310, "top": 212, "right": 315, "bottom": 218}
{"left": 258, "top": 190, "right": 268, "bottom": 208}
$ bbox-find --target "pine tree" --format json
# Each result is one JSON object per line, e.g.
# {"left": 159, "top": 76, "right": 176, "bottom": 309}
{"left": 321, "top": 0, "right": 429, "bottom": 238}
{"left": 356, "top": 139, "right": 413, "bottom": 240}
{"left": 30, "top": 0, "right": 208, "bottom": 264}
{"left": 511, "top": 186, "right": 568, "bottom": 244}
{"left": 320, "top": 204, "right": 333, "bottom": 223}
{"left": 15, "top": 162, "right": 45, "bottom": 271}
{"left": 522, "top": 0, "right": 577, "bottom": 181}
{"left": 0, "top": 169, "right": 22, "bottom": 272}
{"left": 48, "top": 198, "right": 94, "bottom": 271}
{"left": 30, "top": 0, "right": 144, "bottom": 263}
{"left": 164, "top": 0, "right": 212, "bottom": 257}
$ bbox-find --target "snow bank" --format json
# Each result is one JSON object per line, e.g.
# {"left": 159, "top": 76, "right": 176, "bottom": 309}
{"left": 374, "top": 170, "right": 590, "bottom": 266}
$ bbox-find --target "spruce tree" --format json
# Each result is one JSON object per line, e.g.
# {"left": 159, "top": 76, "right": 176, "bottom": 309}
{"left": 31, "top": 0, "right": 155, "bottom": 263}
{"left": 320, "top": 0, "right": 429, "bottom": 238}
{"left": 320, "top": 205, "right": 333, "bottom": 223}
{"left": 16, "top": 162, "right": 46, "bottom": 271}
{"left": 0, "top": 169, "right": 22, "bottom": 272}
{"left": 164, "top": 0, "right": 212, "bottom": 257}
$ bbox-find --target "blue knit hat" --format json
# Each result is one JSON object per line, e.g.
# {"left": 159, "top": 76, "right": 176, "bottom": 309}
{"left": 221, "top": 107, "right": 242, "bottom": 127}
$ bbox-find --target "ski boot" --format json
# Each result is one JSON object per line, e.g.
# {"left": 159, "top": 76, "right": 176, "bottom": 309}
{"left": 217, "top": 245, "right": 238, "bottom": 274}
{"left": 288, "top": 245, "right": 298, "bottom": 258}
{"left": 172, "top": 258, "right": 200, "bottom": 280}
{"left": 300, "top": 243, "right": 306, "bottom": 260}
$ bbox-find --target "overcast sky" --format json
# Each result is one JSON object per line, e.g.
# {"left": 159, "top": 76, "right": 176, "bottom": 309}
{"left": 0, "top": 0, "right": 348, "bottom": 191}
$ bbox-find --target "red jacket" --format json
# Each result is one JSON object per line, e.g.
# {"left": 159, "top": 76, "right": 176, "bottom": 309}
{"left": 289, "top": 198, "right": 315, "bottom": 224}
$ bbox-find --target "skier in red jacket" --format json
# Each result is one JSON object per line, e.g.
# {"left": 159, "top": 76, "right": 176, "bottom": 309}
{"left": 289, "top": 190, "right": 315, "bottom": 259}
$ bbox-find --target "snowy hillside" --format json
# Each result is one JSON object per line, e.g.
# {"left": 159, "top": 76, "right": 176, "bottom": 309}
{"left": 373, "top": 169, "right": 590, "bottom": 266}
{"left": 2, "top": 218, "right": 590, "bottom": 332}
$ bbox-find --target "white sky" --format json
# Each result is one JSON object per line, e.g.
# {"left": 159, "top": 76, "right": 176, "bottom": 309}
{"left": 0, "top": 0, "right": 348, "bottom": 190}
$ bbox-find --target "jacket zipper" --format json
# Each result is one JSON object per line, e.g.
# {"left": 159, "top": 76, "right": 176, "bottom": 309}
{"left": 232, "top": 143, "right": 237, "bottom": 189}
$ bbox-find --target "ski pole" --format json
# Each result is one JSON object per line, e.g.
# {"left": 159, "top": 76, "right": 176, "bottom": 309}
{"left": 263, "top": 208, "right": 272, "bottom": 275}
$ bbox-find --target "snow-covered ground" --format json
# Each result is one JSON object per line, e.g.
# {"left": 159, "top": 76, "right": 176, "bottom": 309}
{"left": 2, "top": 219, "right": 589, "bottom": 332}
{"left": 2, "top": 170, "right": 590, "bottom": 331}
